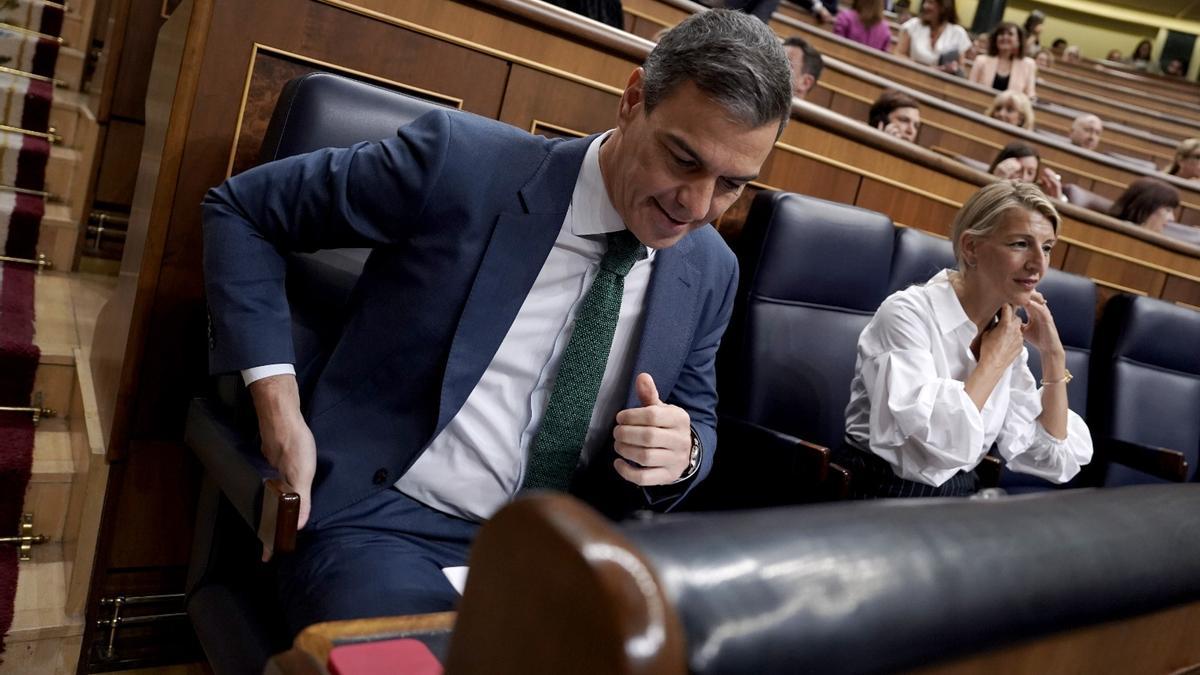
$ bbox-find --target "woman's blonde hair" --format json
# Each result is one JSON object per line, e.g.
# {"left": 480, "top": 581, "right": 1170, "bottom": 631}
{"left": 984, "top": 90, "right": 1035, "bottom": 130}
{"left": 1168, "top": 138, "right": 1200, "bottom": 175}
{"left": 950, "top": 181, "right": 1060, "bottom": 267}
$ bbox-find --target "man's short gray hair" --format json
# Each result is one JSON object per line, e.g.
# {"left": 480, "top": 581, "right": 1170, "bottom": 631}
{"left": 642, "top": 9, "right": 793, "bottom": 135}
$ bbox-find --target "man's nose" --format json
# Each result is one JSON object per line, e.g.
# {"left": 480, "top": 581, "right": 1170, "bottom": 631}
{"left": 676, "top": 179, "right": 715, "bottom": 221}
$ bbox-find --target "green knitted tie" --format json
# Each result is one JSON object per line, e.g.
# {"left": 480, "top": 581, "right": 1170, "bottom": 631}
{"left": 523, "top": 230, "right": 647, "bottom": 491}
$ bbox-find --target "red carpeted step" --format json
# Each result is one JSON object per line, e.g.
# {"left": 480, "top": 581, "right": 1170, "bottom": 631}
{"left": 0, "top": 1, "right": 65, "bottom": 39}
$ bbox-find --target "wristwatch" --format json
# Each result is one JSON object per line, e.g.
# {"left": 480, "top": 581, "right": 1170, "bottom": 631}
{"left": 684, "top": 427, "right": 702, "bottom": 478}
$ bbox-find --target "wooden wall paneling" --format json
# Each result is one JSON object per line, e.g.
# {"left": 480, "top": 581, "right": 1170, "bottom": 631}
{"left": 757, "top": 147, "right": 861, "bottom": 208}
{"left": 93, "top": 119, "right": 147, "bottom": 206}
{"left": 1160, "top": 277, "right": 1200, "bottom": 309}
{"left": 1060, "top": 246, "right": 1166, "bottom": 297}
{"left": 331, "top": 0, "right": 644, "bottom": 90}
{"left": 497, "top": 65, "right": 621, "bottom": 137}
{"left": 621, "top": 0, "right": 691, "bottom": 27}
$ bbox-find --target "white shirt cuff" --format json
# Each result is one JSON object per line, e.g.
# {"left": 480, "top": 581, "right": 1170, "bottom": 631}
{"left": 241, "top": 363, "right": 296, "bottom": 386}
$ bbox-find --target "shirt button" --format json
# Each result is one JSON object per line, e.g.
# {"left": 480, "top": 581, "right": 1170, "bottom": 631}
{"left": 373, "top": 468, "right": 389, "bottom": 485}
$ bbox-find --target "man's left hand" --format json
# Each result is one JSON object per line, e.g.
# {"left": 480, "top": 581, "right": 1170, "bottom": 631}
{"left": 612, "top": 373, "right": 692, "bottom": 485}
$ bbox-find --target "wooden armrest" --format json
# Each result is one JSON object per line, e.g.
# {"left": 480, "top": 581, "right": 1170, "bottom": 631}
{"left": 696, "top": 416, "right": 832, "bottom": 508}
{"left": 718, "top": 416, "right": 830, "bottom": 482}
{"left": 259, "top": 478, "right": 301, "bottom": 556}
{"left": 1097, "top": 437, "right": 1189, "bottom": 482}
{"left": 822, "top": 462, "right": 851, "bottom": 501}
{"left": 976, "top": 455, "right": 1003, "bottom": 489}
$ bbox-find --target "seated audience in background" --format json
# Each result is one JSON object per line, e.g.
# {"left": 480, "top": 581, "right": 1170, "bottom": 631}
{"left": 895, "top": 0, "right": 972, "bottom": 75}
{"left": 1167, "top": 138, "right": 1200, "bottom": 181}
{"left": 805, "top": 0, "right": 840, "bottom": 24}
{"left": 1034, "top": 48, "right": 1054, "bottom": 69}
{"left": 1050, "top": 38, "right": 1068, "bottom": 57}
{"left": 837, "top": 181, "right": 1092, "bottom": 498}
{"left": 984, "top": 90, "right": 1034, "bottom": 130}
{"left": 833, "top": 0, "right": 891, "bottom": 52}
{"left": 988, "top": 141, "right": 1064, "bottom": 201}
{"left": 1165, "top": 58, "right": 1187, "bottom": 77}
{"left": 1109, "top": 177, "right": 1180, "bottom": 233}
{"left": 1105, "top": 49, "right": 1123, "bottom": 62}
{"left": 967, "top": 33, "right": 988, "bottom": 61}
{"left": 542, "top": 0, "right": 623, "bottom": 29}
{"left": 723, "top": 0, "right": 783, "bottom": 23}
{"left": 1023, "top": 10, "right": 1044, "bottom": 56}
{"left": 893, "top": 0, "right": 913, "bottom": 24}
{"left": 1130, "top": 39, "right": 1153, "bottom": 70}
{"left": 1069, "top": 114, "right": 1103, "bottom": 151}
{"left": 869, "top": 89, "right": 921, "bottom": 142}
{"left": 969, "top": 22, "right": 1038, "bottom": 99}
{"left": 784, "top": 36, "right": 824, "bottom": 99}
{"left": 1062, "top": 45, "right": 1081, "bottom": 63}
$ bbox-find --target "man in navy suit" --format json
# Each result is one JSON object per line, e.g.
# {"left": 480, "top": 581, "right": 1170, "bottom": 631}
{"left": 202, "top": 9, "right": 793, "bottom": 633}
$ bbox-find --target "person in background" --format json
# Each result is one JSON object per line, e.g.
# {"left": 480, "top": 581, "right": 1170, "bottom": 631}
{"left": 1069, "top": 113, "right": 1103, "bottom": 151}
{"left": 1167, "top": 138, "right": 1200, "bottom": 181}
{"left": 869, "top": 89, "right": 921, "bottom": 142}
{"left": 837, "top": 181, "right": 1092, "bottom": 498}
{"left": 893, "top": 0, "right": 913, "bottom": 24}
{"left": 1034, "top": 48, "right": 1054, "bottom": 70}
{"left": 783, "top": 36, "right": 825, "bottom": 99}
{"left": 969, "top": 22, "right": 1038, "bottom": 100}
{"left": 988, "top": 141, "right": 1064, "bottom": 201}
{"left": 1105, "top": 49, "right": 1123, "bottom": 62}
{"left": 1109, "top": 178, "right": 1180, "bottom": 233}
{"left": 895, "top": 0, "right": 973, "bottom": 75}
{"left": 1050, "top": 38, "right": 1068, "bottom": 57}
{"left": 833, "top": 0, "right": 891, "bottom": 52}
{"left": 967, "top": 32, "right": 989, "bottom": 61}
{"left": 1165, "top": 58, "right": 1187, "bottom": 77}
{"left": 542, "top": 0, "right": 623, "bottom": 29}
{"left": 1130, "top": 39, "right": 1153, "bottom": 70}
{"left": 1023, "top": 10, "right": 1045, "bottom": 57}
{"left": 984, "top": 90, "right": 1035, "bottom": 130}
{"left": 1062, "top": 45, "right": 1081, "bottom": 63}
{"left": 806, "top": 0, "right": 840, "bottom": 24}
{"left": 722, "top": 0, "right": 782, "bottom": 23}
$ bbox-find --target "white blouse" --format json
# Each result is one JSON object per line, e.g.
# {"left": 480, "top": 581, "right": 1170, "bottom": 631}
{"left": 900, "top": 18, "right": 973, "bottom": 67}
{"left": 844, "top": 270, "right": 1093, "bottom": 487}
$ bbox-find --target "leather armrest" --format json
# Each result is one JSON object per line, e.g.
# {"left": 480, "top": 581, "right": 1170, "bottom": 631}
{"left": 822, "top": 462, "right": 851, "bottom": 500}
{"left": 1097, "top": 436, "right": 1189, "bottom": 482}
{"left": 695, "top": 415, "right": 831, "bottom": 508}
{"left": 976, "top": 455, "right": 1003, "bottom": 488}
{"left": 719, "top": 415, "right": 830, "bottom": 481}
{"left": 185, "top": 398, "right": 300, "bottom": 554}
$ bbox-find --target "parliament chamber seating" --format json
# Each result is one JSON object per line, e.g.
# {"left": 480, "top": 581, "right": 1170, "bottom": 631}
{"left": 184, "top": 73, "right": 448, "bottom": 674}
{"left": 417, "top": 486, "right": 1200, "bottom": 674}
{"left": 1063, "top": 183, "right": 1115, "bottom": 214}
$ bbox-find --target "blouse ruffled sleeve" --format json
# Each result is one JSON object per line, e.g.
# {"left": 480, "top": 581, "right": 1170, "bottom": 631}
{"left": 859, "top": 298, "right": 989, "bottom": 487}
{"left": 995, "top": 347, "right": 1093, "bottom": 483}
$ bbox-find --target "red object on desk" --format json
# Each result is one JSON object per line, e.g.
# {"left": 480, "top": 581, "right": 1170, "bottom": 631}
{"left": 327, "top": 638, "right": 443, "bottom": 675}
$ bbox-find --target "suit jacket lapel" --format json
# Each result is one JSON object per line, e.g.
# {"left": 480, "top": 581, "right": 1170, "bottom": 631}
{"left": 436, "top": 133, "right": 599, "bottom": 433}
{"left": 625, "top": 233, "right": 701, "bottom": 407}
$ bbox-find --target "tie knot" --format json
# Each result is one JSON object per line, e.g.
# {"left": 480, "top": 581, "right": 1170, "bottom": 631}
{"left": 601, "top": 230, "right": 646, "bottom": 277}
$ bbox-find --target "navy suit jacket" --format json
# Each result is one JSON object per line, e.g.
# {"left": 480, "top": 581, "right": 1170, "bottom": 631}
{"left": 202, "top": 110, "right": 738, "bottom": 524}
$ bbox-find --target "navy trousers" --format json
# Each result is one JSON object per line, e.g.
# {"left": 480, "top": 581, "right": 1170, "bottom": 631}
{"left": 275, "top": 488, "right": 480, "bottom": 637}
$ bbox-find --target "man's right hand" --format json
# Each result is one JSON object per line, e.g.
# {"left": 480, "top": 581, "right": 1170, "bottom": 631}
{"left": 249, "top": 374, "right": 316, "bottom": 556}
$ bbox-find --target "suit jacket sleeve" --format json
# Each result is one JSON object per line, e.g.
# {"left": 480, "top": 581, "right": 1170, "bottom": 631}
{"left": 202, "top": 109, "right": 455, "bottom": 374}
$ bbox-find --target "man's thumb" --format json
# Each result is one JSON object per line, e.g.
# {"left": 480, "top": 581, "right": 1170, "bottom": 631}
{"left": 636, "top": 372, "right": 662, "bottom": 407}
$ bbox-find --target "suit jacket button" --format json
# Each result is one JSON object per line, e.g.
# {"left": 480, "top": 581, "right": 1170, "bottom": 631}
{"left": 373, "top": 468, "right": 389, "bottom": 485}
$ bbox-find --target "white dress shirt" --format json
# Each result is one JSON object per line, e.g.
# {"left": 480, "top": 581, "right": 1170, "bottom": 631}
{"left": 900, "top": 18, "right": 973, "bottom": 67}
{"left": 244, "top": 133, "right": 655, "bottom": 521}
{"left": 844, "top": 270, "right": 1093, "bottom": 487}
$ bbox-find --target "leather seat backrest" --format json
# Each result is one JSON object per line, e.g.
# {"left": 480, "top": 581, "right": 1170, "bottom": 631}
{"left": 1063, "top": 183, "right": 1113, "bottom": 214}
{"left": 1090, "top": 294, "right": 1200, "bottom": 485}
{"left": 887, "top": 226, "right": 955, "bottom": 295}
{"left": 720, "top": 191, "right": 894, "bottom": 449}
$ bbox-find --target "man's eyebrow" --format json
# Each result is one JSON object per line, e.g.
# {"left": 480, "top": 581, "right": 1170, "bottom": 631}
{"left": 664, "top": 132, "right": 759, "bottom": 183}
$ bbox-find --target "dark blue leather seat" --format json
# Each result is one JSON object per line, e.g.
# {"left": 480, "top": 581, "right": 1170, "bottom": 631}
{"left": 184, "top": 72, "right": 449, "bottom": 674}
{"left": 1089, "top": 294, "right": 1199, "bottom": 486}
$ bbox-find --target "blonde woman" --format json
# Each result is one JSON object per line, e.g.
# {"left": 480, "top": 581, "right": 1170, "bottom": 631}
{"left": 837, "top": 182, "right": 1092, "bottom": 498}
{"left": 1167, "top": 138, "right": 1200, "bottom": 180}
{"left": 985, "top": 90, "right": 1035, "bottom": 130}
{"left": 969, "top": 22, "right": 1038, "bottom": 100}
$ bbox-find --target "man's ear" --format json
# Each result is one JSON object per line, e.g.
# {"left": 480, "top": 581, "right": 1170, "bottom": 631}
{"left": 617, "top": 67, "right": 646, "bottom": 128}
{"left": 797, "top": 74, "right": 815, "bottom": 98}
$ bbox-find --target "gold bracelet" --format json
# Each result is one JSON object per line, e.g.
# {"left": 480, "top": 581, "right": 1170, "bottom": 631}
{"left": 1040, "top": 368, "right": 1073, "bottom": 386}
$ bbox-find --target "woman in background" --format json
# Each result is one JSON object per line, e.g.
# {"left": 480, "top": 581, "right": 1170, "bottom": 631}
{"left": 1167, "top": 139, "right": 1200, "bottom": 181}
{"left": 1034, "top": 48, "right": 1054, "bottom": 70}
{"left": 969, "top": 22, "right": 1038, "bottom": 99}
{"left": 1023, "top": 10, "right": 1045, "bottom": 56}
{"left": 837, "top": 182, "right": 1092, "bottom": 498}
{"left": 988, "top": 142, "right": 1064, "bottom": 201}
{"left": 984, "top": 90, "right": 1034, "bottom": 130}
{"left": 895, "top": 0, "right": 973, "bottom": 75}
{"left": 1109, "top": 178, "right": 1180, "bottom": 233}
{"left": 833, "top": 0, "right": 891, "bottom": 52}
{"left": 1130, "top": 40, "right": 1153, "bottom": 70}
